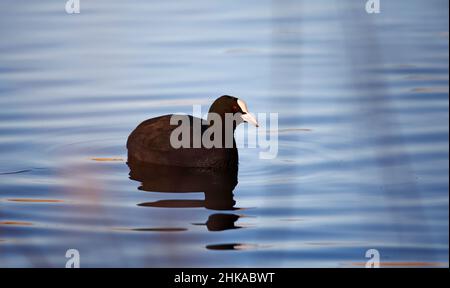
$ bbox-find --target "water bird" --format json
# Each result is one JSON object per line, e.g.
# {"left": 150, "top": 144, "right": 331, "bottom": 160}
{"left": 127, "top": 95, "right": 258, "bottom": 169}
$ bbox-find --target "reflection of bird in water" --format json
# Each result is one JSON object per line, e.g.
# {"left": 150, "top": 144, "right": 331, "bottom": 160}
{"left": 202, "top": 214, "right": 241, "bottom": 231}
{"left": 127, "top": 95, "right": 258, "bottom": 170}
{"left": 127, "top": 159, "right": 243, "bottom": 231}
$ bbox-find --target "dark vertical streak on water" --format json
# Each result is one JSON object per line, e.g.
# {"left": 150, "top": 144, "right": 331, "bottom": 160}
{"left": 339, "top": 2, "right": 437, "bottom": 259}
{"left": 267, "top": 0, "right": 304, "bottom": 266}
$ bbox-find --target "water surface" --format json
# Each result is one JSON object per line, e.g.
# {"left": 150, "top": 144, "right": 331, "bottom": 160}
{"left": 0, "top": 0, "right": 448, "bottom": 267}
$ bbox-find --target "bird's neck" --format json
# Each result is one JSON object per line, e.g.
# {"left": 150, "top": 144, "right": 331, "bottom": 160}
{"left": 206, "top": 112, "right": 237, "bottom": 131}
{"left": 206, "top": 112, "right": 237, "bottom": 148}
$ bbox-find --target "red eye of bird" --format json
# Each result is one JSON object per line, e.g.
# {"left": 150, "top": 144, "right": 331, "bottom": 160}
{"left": 232, "top": 105, "right": 238, "bottom": 111}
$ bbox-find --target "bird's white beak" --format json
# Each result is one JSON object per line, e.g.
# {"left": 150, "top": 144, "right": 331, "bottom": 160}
{"left": 237, "top": 99, "right": 259, "bottom": 127}
{"left": 241, "top": 113, "right": 259, "bottom": 127}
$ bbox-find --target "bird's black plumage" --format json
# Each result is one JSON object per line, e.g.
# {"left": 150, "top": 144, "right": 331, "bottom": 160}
{"left": 127, "top": 95, "right": 250, "bottom": 169}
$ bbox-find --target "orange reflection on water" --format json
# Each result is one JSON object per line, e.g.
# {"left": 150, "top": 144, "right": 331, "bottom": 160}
{"left": 349, "top": 262, "right": 448, "bottom": 268}
{"left": 7, "top": 199, "right": 63, "bottom": 203}
{"left": 90, "top": 157, "right": 124, "bottom": 162}
{"left": 0, "top": 221, "right": 33, "bottom": 226}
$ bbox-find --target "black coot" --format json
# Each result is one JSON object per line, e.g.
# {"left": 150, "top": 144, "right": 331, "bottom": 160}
{"left": 127, "top": 95, "right": 258, "bottom": 169}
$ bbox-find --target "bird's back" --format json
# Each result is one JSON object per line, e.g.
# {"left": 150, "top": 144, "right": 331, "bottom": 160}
{"left": 127, "top": 114, "right": 238, "bottom": 169}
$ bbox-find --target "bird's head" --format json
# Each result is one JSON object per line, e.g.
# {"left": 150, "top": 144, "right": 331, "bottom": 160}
{"left": 208, "top": 95, "right": 259, "bottom": 128}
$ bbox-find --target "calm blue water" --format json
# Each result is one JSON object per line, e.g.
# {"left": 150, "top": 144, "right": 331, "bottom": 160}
{"left": 0, "top": 0, "right": 448, "bottom": 267}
